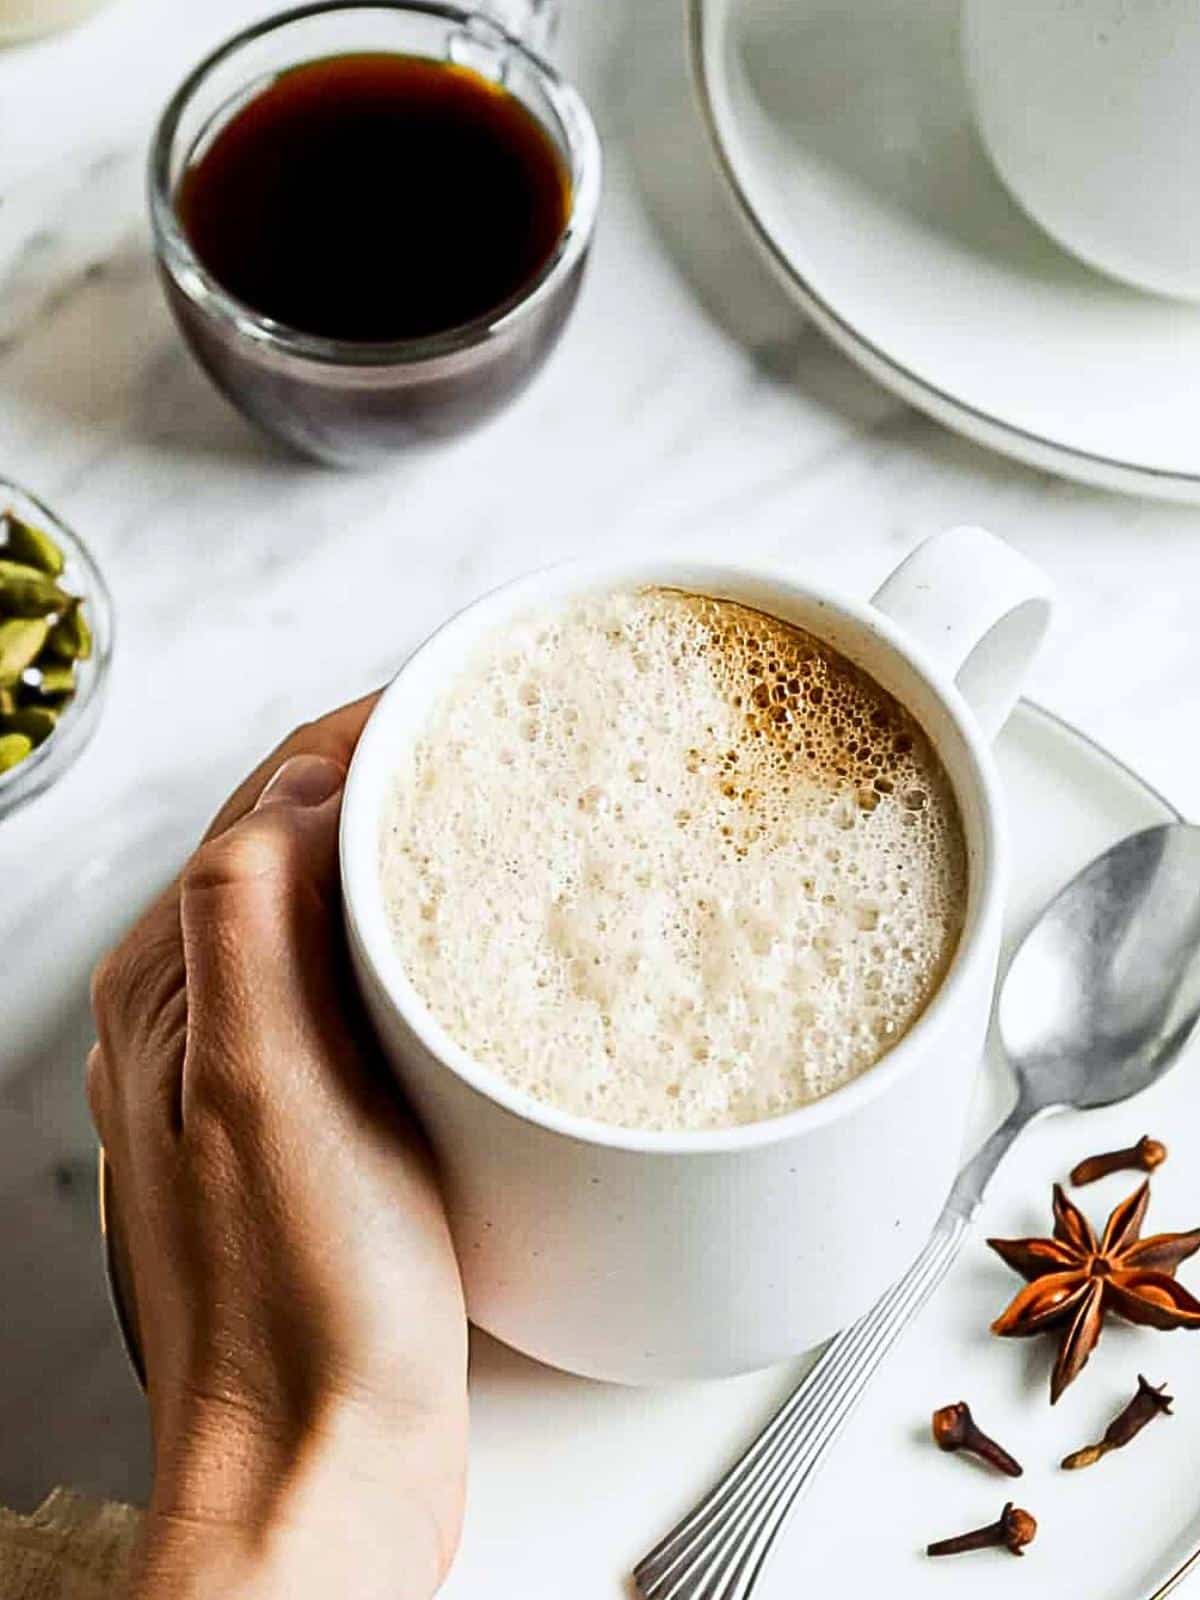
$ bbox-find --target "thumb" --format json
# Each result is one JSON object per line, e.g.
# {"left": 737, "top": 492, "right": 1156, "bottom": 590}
{"left": 255, "top": 752, "right": 345, "bottom": 809}
{"left": 179, "top": 755, "right": 346, "bottom": 1122}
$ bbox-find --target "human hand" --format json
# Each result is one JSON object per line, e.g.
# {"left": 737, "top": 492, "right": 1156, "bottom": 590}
{"left": 88, "top": 698, "right": 468, "bottom": 1600}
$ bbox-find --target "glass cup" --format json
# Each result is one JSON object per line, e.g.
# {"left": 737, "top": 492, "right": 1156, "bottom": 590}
{"left": 148, "top": 1, "right": 601, "bottom": 468}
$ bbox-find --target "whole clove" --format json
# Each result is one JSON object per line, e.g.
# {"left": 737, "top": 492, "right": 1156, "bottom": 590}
{"left": 927, "top": 1502, "right": 1037, "bottom": 1558}
{"left": 1070, "top": 1136, "right": 1166, "bottom": 1187}
{"left": 1061, "top": 1376, "right": 1173, "bottom": 1469}
{"left": 931, "top": 1402, "right": 1023, "bottom": 1476}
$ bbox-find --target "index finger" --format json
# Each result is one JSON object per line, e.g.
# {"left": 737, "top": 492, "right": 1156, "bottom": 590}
{"left": 92, "top": 694, "right": 380, "bottom": 1099}
{"left": 202, "top": 690, "right": 381, "bottom": 843}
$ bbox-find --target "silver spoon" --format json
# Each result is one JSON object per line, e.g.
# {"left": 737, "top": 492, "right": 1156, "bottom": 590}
{"left": 635, "top": 822, "right": 1200, "bottom": 1600}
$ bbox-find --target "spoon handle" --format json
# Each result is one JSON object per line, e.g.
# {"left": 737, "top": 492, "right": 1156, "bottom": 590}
{"left": 633, "top": 1110, "right": 1032, "bottom": 1600}
{"left": 633, "top": 1209, "right": 973, "bottom": 1599}
{"left": 947, "top": 1098, "right": 1035, "bottom": 1218}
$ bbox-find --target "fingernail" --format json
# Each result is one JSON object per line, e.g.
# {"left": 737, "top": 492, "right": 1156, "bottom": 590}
{"left": 256, "top": 754, "right": 344, "bottom": 810}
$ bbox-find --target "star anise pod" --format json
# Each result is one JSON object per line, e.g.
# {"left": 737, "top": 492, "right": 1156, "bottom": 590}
{"left": 988, "top": 1181, "right": 1200, "bottom": 1403}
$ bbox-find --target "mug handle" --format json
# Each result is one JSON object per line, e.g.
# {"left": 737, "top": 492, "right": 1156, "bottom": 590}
{"left": 871, "top": 525, "right": 1053, "bottom": 741}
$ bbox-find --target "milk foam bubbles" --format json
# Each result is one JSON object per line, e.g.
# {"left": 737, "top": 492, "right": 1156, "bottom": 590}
{"left": 380, "top": 588, "right": 967, "bottom": 1132}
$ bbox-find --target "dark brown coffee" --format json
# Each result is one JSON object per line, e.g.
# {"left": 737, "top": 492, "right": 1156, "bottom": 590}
{"left": 178, "top": 52, "right": 572, "bottom": 343}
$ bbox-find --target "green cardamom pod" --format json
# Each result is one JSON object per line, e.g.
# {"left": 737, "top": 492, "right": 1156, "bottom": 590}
{"left": 0, "top": 705, "right": 57, "bottom": 746}
{"left": 0, "top": 560, "right": 68, "bottom": 618}
{"left": 45, "top": 600, "right": 92, "bottom": 662}
{"left": 2, "top": 513, "right": 65, "bottom": 577}
{"left": 0, "top": 617, "right": 50, "bottom": 686}
{"left": 0, "top": 732, "right": 33, "bottom": 773}
{"left": 0, "top": 688, "right": 13, "bottom": 716}
{"left": 30, "top": 661, "right": 76, "bottom": 699}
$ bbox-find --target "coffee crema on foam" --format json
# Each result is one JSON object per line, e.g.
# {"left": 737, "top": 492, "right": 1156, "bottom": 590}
{"left": 380, "top": 588, "right": 967, "bottom": 1132}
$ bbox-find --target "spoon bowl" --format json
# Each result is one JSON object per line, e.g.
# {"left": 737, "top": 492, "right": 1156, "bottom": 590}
{"left": 999, "top": 823, "right": 1200, "bottom": 1115}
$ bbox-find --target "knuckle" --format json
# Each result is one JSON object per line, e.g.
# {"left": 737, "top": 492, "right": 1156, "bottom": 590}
{"left": 185, "top": 1053, "right": 271, "bottom": 1157}
{"left": 91, "top": 922, "right": 182, "bottom": 1049}
{"left": 184, "top": 823, "right": 283, "bottom": 899}
{"left": 89, "top": 945, "right": 127, "bottom": 1024}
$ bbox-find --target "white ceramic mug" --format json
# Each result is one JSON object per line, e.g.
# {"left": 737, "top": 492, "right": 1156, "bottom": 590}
{"left": 963, "top": 0, "right": 1200, "bottom": 301}
{"left": 341, "top": 528, "right": 1052, "bottom": 1383}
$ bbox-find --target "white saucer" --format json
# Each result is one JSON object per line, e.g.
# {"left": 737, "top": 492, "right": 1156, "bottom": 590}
{"left": 4, "top": 706, "right": 1199, "bottom": 1597}
{"left": 692, "top": 0, "right": 1200, "bottom": 501}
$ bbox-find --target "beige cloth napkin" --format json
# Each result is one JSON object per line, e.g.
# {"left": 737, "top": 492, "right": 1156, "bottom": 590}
{"left": 0, "top": 1492, "right": 140, "bottom": 1600}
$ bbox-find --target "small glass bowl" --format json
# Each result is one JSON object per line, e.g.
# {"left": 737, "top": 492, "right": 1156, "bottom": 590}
{"left": 0, "top": 479, "right": 114, "bottom": 824}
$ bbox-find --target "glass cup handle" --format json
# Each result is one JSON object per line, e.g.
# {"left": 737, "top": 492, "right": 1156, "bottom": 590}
{"left": 474, "top": 0, "right": 559, "bottom": 55}
{"left": 871, "top": 526, "right": 1054, "bottom": 741}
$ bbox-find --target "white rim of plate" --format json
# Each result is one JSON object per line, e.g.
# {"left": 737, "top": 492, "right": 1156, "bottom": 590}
{"left": 688, "top": 0, "right": 1200, "bottom": 498}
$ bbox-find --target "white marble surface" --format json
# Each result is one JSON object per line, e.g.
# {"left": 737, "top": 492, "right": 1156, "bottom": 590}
{"left": 2, "top": 0, "right": 1200, "bottom": 1540}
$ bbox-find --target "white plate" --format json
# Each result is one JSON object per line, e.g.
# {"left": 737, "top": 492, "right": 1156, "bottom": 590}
{"left": 5, "top": 706, "right": 1200, "bottom": 1596}
{"left": 692, "top": 0, "right": 1200, "bottom": 502}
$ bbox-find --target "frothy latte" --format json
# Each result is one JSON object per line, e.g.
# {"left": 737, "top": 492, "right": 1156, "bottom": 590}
{"left": 381, "top": 588, "right": 967, "bottom": 1132}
